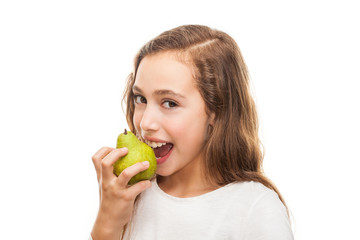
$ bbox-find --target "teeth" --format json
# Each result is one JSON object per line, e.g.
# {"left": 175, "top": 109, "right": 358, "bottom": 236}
{"left": 144, "top": 139, "right": 166, "bottom": 148}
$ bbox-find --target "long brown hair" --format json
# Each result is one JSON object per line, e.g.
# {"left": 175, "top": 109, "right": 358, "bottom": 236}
{"left": 123, "top": 25, "right": 288, "bottom": 211}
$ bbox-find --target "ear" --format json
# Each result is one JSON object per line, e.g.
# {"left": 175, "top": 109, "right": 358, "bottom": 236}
{"left": 208, "top": 112, "right": 215, "bottom": 126}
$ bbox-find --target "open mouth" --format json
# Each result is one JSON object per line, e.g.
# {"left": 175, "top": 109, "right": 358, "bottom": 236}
{"left": 144, "top": 139, "right": 173, "bottom": 162}
{"left": 152, "top": 143, "right": 173, "bottom": 159}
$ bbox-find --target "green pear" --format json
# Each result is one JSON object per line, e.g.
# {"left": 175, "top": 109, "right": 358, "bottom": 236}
{"left": 113, "top": 129, "right": 157, "bottom": 185}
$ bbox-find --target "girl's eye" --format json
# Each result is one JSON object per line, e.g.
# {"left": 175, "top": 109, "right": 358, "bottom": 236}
{"left": 163, "top": 100, "right": 178, "bottom": 109}
{"left": 134, "top": 95, "right": 147, "bottom": 104}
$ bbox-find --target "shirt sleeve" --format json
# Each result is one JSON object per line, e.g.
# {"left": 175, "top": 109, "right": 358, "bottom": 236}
{"left": 244, "top": 190, "right": 294, "bottom": 240}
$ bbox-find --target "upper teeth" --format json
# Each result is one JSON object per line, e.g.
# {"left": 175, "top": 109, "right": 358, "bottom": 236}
{"left": 144, "top": 139, "right": 166, "bottom": 148}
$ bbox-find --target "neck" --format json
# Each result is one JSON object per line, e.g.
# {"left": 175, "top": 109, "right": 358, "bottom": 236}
{"left": 157, "top": 156, "right": 218, "bottom": 198}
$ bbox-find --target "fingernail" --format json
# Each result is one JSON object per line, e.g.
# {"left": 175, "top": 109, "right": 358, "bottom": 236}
{"left": 119, "top": 147, "right": 128, "bottom": 152}
{"left": 142, "top": 161, "right": 149, "bottom": 167}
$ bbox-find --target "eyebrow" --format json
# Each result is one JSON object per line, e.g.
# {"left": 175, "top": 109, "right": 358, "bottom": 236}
{"left": 132, "top": 85, "right": 186, "bottom": 99}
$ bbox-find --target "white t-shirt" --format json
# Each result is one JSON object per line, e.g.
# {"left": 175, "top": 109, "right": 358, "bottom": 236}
{"left": 123, "top": 180, "right": 293, "bottom": 240}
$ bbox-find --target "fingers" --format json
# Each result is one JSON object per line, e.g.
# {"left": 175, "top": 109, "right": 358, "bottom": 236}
{"left": 101, "top": 148, "right": 128, "bottom": 181}
{"left": 116, "top": 161, "right": 150, "bottom": 187}
{"left": 126, "top": 180, "right": 152, "bottom": 199}
{"left": 92, "top": 147, "right": 114, "bottom": 181}
{"left": 92, "top": 147, "right": 152, "bottom": 203}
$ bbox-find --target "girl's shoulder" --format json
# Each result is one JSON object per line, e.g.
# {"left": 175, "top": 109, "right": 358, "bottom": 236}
{"left": 221, "top": 180, "right": 276, "bottom": 200}
{"left": 226, "top": 181, "right": 293, "bottom": 238}
{"left": 219, "top": 181, "right": 282, "bottom": 211}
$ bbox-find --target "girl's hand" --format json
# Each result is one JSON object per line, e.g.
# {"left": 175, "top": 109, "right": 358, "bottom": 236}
{"left": 91, "top": 147, "right": 152, "bottom": 240}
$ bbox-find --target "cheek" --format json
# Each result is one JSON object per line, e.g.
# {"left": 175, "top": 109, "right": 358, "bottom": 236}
{"left": 171, "top": 114, "right": 208, "bottom": 147}
{"left": 133, "top": 110, "right": 142, "bottom": 131}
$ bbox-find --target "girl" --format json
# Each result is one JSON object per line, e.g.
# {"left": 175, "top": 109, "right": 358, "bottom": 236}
{"left": 91, "top": 25, "right": 293, "bottom": 240}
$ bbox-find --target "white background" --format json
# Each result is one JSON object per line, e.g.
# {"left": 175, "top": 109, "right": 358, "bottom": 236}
{"left": 0, "top": 0, "right": 359, "bottom": 239}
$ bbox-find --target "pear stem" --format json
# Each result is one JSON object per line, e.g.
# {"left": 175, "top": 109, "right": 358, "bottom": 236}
{"left": 124, "top": 129, "right": 128, "bottom": 135}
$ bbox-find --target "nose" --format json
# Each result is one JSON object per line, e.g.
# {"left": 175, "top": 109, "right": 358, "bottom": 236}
{"left": 139, "top": 104, "right": 160, "bottom": 133}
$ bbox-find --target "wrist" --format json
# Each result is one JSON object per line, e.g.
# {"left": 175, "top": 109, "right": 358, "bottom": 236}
{"left": 91, "top": 213, "right": 123, "bottom": 240}
{"left": 91, "top": 225, "right": 121, "bottom": 240}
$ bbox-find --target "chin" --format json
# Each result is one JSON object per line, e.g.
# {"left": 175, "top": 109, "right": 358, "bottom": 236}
{"left": 155, "top": 167, "right": 176, "bottom": 178}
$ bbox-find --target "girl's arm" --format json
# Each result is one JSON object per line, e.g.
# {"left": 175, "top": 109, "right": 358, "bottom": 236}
{"left": 90, "top": 147, "right": 152, "bottom": 240}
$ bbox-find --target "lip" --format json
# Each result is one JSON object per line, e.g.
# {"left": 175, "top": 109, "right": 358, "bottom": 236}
{"left": 142, "top": 136, "right": 173, "bottom": 165}
{"left": 143, "top": 136, "right": 168, "bottom": 143}
{"left": 156, "top": 145, "right": 173, "bottom": 165}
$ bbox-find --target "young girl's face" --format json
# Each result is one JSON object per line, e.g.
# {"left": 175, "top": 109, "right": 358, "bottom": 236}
{"left": 132, "top": 51, "right": 211, "bottom": 177}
